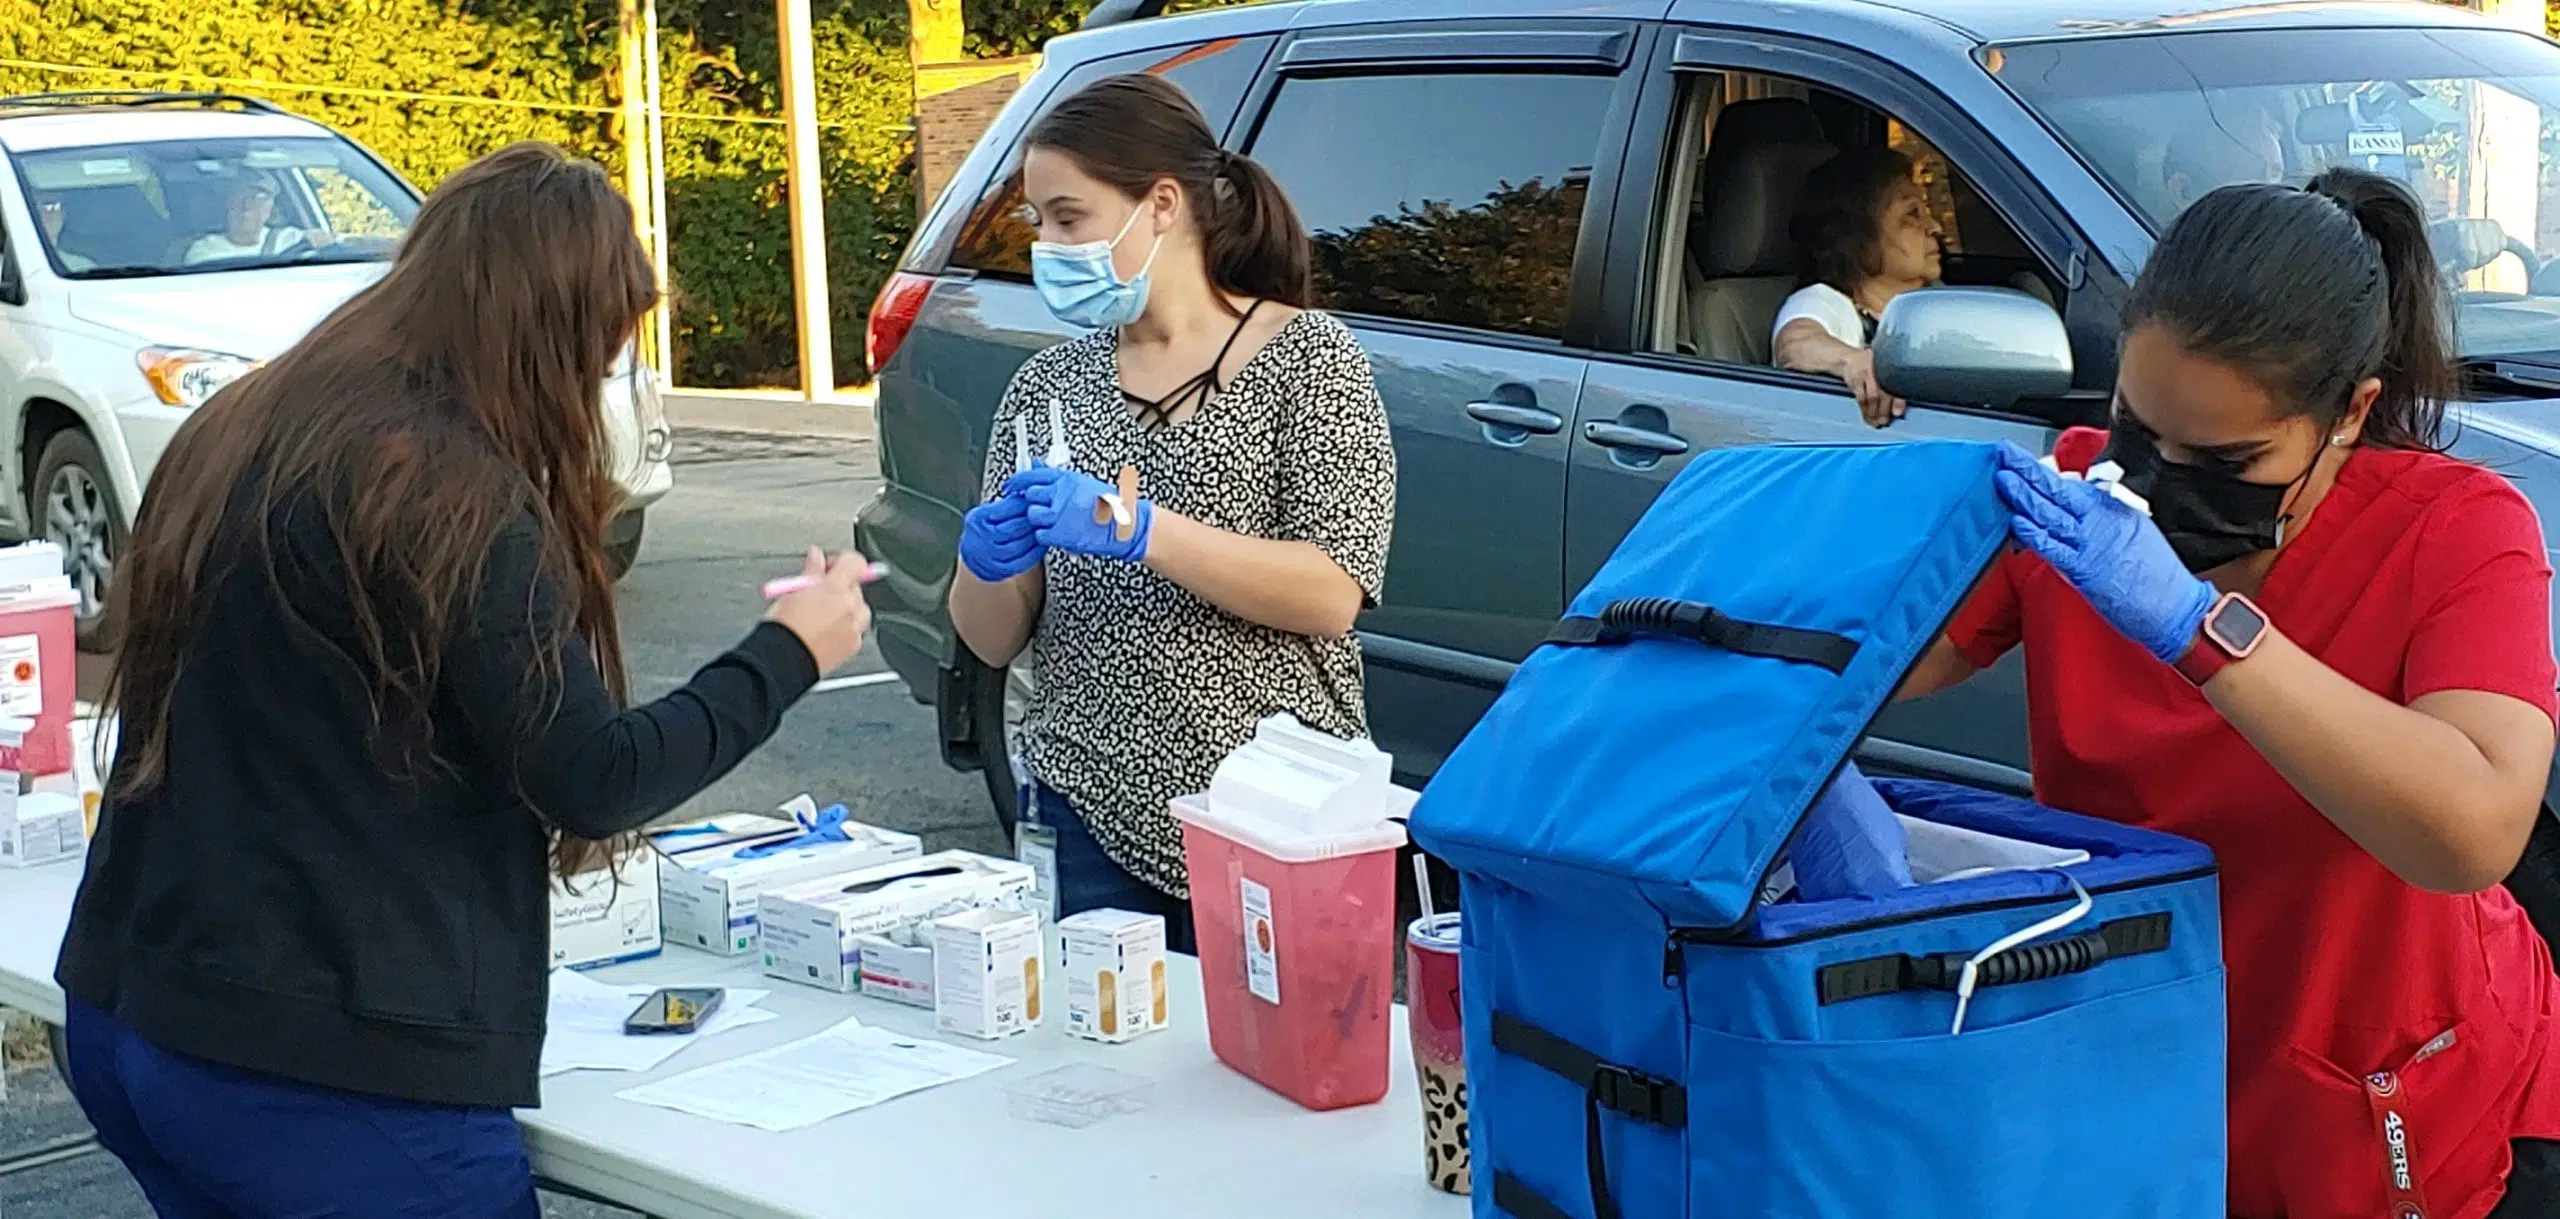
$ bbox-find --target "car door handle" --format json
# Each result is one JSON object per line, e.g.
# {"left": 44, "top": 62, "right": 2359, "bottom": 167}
{"left": 1464, "top": 401, "right": 1563, "bottom": 435}
{"left": 1583, "top": 421, "right": 1690, "bottom": 456}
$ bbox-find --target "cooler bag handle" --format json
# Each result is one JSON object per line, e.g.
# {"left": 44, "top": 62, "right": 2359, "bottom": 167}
{"left": 1545, "top": 597, "right": 1859, "bottom": 674}
{"left": 1813, "top": 912, "right": 2176, "bottom": 1006}
{"left": 1489, "top": 1012, "right": 1688, "bottom": 1219}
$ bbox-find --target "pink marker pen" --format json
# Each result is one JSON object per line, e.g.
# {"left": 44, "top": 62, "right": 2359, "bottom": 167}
{"left": 762, "top": 562, "right": 889, "bottom": 600}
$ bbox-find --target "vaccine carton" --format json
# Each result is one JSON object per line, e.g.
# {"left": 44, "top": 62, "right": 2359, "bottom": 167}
{"left": 757, "top": 851, "right": 1036, "bottom": 992}
{"left": 851, "top": 930, "right": 937, "bottom": 1009}
{"left": 933, "top": 906, "right": 1043, "bottom": 1040}
{"left": 549, "top": 840, "right": 662, "bottom": 970}
{"left": 652, "top": 798, "right": 923, "bottom": 954}
{"left": 1058, "top": 909, "right": 1168, "bottom": 1043}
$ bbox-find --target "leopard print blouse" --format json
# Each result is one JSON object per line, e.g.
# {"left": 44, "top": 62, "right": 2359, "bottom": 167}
{"left": 979, "top": 310, "right": 1396, "bottom": 898}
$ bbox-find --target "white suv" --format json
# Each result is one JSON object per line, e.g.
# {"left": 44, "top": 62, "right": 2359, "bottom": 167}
{"left": 0, "top": 92, "right": 676, "bottom": 647}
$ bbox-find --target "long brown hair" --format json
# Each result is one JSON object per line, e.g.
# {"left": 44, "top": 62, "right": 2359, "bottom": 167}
{"left": 1025, "top": 73, "right": 1312, "bottom": 309}
{"left": 102, "top": 142, "right": 658, "bottom": 877}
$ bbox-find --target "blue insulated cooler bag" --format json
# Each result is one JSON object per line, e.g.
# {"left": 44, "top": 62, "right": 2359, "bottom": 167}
{"left": 1408, "top": 441, "right": 2226, "bottom": 1219}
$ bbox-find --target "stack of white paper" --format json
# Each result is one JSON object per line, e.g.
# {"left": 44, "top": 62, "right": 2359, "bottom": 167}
{"left": 540, "top": 969, "right": 780, "bottom": 1076}
{"left": 615, "top": 1017, "right": 1013, "bottom": 1132}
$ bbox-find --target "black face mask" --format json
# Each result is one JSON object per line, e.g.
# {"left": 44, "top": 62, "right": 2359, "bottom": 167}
{"left": 2102, "top": 426, "right": 2318, "bottom": 574}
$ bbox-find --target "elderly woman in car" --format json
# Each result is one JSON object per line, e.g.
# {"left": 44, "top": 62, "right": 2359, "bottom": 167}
{"left": 1772, "top": 146, "right": 1944, "bottom": 428}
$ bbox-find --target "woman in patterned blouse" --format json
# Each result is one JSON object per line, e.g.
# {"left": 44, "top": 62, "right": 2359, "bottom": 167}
{"left": 947, "top": 74, "right": 1396, "bottom": 952}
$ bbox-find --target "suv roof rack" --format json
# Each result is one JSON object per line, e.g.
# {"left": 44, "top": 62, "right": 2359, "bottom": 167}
{"left": 1080, "top": 0, "right": 1170, "bottom": 30}
{"left": 0, "top": 91, "right": 289, "bottom": 118}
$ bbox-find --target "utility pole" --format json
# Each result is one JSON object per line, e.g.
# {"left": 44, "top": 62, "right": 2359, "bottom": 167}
{"left": 2466, "top": 0, "right": 2541, "bottom": 292}
{"left": 643, "top": 0, "right": 672, "bottom": 381}
{"left": 777, "top": 0, "right": 835, "bottom": 398}
{"left": 617, "top": 0, "right": 663, "bottom": 373}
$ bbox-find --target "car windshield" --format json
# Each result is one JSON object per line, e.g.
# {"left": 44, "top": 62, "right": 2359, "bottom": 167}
{"left": 15, "top": 134, "right": 416, "bottom": 280}
{"left": 1994, "top": 25, "right": 2560, "bottom": 362}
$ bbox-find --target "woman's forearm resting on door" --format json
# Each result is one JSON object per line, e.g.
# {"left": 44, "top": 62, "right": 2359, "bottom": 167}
{"left": 1143, "top": 508, "right": 1365, "bottom": 637}
{"left": 2208, "top": 626, "right": 2554, "bottom": 893}
{"left": 1774, "top": 320, "right": 1859, "bottom": 379}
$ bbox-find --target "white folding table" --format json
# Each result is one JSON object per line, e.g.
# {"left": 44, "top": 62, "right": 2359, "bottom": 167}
{"left": 1, "top": 854, "right": 1465, "bottom": 1218}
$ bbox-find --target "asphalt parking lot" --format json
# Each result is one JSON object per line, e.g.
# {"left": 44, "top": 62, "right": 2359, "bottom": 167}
{"left": 1, "top": 421, "right": 1001, "bottom": 1217}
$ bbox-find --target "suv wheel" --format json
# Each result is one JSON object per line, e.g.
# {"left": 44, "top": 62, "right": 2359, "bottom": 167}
{"left": 969, "top": 656, "right": 1034, "bottom": 837}
{"left": 35, "top": 430, "right": 124, "bottom": 653}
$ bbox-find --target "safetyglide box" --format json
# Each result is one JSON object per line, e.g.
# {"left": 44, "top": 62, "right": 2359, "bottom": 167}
{"left": 651, "top": 803, "right": 923, "bottom": 954}
{"left": 757, "top": 851, "right": 1036, "bottom": 992}
{"left": 1410, "top": 442, "right": 2226, "bottom": 1219}
{"left": 550, "top": 840, "right": 661, "bottom": 970}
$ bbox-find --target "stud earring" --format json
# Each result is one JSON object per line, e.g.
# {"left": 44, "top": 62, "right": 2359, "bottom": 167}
{"left": 2331, "top": 433, "right": 2350, "bottom": 446}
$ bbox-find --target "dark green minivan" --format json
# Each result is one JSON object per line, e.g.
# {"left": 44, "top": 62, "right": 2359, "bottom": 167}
{"left": 855, "top": 0, "right": 2560, "bottom": 926}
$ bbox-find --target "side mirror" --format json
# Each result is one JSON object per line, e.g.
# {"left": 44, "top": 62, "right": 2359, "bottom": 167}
{"left": 1873, "top": 286, "right": 2074, "bottom": 411}
{"left": 0, "top": 254, "right": 21, "bottom": 308}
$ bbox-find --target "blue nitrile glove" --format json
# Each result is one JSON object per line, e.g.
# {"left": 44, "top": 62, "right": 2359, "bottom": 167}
{"left": 1993, "top": 442, "right": 2216, "bottom": 665}
{"left": 1789, "top": 762, "right": 1914, "bottom": 902}
{"left": 959, "top": 491, "right": 1043, "bottom": 582}
{"left": 1013, "top": 465, "right": 1153, "bottom": 563}
{"left": 731, "top": 804, "right": 854, "bottom": 860}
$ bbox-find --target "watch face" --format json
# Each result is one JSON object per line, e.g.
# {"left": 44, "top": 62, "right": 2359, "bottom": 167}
{"left": 2209, "top": 595, "right": 2268, "bottom": 652}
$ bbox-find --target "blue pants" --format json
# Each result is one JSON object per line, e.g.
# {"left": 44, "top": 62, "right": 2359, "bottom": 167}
{"left": 62, "top": 999, "right": 539, "bottom": 1219}
{"left": 1025, "top": 780, "right": 1197, "bottom": 955}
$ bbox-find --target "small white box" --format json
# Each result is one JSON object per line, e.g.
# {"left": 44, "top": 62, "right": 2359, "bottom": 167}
{"left": 933, "top": 907, "right": 1042, "bottom": 1040}
{"left": 852, "top": 933, "right": 936, "bottom": 1008}
{"left": 0, "top": 791, "right": 78, "bottom": 868}
{"left": 758, "top": 851, "right": 1036, "bottom": 991}
{"left": 1058, "top": 909, "right": 1168, "bottom": 1043}
{"left": 652, "top": 801, "right": 922, "bottom": 954}
{"left": 549, "top": 842, "right": 661, "bottom": 970}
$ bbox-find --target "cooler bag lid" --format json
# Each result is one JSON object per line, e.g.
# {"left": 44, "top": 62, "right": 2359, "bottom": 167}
{"left": 1409, "top": 441, "right": 2012, "bottom": 931}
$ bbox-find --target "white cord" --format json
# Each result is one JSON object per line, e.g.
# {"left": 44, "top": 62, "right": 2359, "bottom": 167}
{"left": 1950, "top": 873, "right": 2094, "bottom": 1036}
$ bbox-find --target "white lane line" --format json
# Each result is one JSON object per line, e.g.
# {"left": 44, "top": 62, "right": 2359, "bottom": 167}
{"left": 811, "top": 672, "right": 902, "bottom": 694}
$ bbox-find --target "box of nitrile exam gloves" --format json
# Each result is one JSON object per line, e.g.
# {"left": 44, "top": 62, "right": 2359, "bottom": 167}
{"left": 652, "top": 797, "right": 923, "bottom": 954}
{"left": 757, "top": 851, "right": 1036, "bottom": 992}
{"left": 549, "top": 840, "right": 661, "bottom": 970}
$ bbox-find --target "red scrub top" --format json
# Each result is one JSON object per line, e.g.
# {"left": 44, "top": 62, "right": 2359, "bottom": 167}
{"left": 1949, "top": 429, "right": 2560, "bottom": 1219}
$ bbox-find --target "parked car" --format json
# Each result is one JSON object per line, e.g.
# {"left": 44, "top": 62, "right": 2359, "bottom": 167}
{"left": 0, "top": 92, "right": 675, "bottom": 647}
{"left": 856, "top": 0, "right": 2560, "bottom": 910}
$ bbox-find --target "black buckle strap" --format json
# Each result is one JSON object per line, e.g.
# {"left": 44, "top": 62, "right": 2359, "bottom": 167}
{"left": 1544, "top": 597, "right": 1858, "bottom": 675}
{"left": 1492, "top": 1013, "right": 1688, "bottom": 1219}
{"left": 1491, "top": 1013, "right": 1687, "bottom": 1125}
{"left": 1493, "top": 1172, "right": 1574, "bottom": 1219}
{"left": 1815, "top": 912, "right": 2174, "bottom": 1006}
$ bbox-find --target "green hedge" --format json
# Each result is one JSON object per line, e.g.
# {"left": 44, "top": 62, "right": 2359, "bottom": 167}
{"left": 0, "top": 0, "right": 916, "bottom": 388}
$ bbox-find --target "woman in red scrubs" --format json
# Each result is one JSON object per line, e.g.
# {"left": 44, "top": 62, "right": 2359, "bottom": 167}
{"left": 1901, "top": 168, "right": 2560, "bottom": 1216}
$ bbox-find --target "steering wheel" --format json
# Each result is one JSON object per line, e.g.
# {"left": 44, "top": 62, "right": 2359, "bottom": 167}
{"left": 2434, "top": 216, "right": 2549, "bottom": 290}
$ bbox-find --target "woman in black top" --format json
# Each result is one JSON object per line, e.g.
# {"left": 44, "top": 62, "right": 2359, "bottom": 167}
{"left": 52, "top": 143, "right": 872, "bottom": 1218}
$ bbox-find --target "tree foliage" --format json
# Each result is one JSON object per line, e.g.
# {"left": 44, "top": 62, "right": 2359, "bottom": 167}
{"left": 0, "top": 0, "right": 912, "bottom": 387}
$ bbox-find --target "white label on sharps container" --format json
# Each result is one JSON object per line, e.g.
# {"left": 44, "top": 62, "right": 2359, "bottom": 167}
{"left": 1242, "top": 875, "right": 1279, "bottom": 1005}
{"left": 0, "top": 636, "right": 37, "bottom": 718}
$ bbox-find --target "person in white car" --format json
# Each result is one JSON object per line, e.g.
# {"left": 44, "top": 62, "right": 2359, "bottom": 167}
{"left": 183, "top": 174, "right": 333, "bottom": 265}
{"left": 36, "top": 194, "right": 94, "bottom": 272}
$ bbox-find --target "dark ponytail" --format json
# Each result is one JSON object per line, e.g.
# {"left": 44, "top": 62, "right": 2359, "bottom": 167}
{"left": 2124, "top": 167, "right": 2454, "bottom": 450}
{"left": 1025, "top": 74, "right": 1311, "bottom": 308}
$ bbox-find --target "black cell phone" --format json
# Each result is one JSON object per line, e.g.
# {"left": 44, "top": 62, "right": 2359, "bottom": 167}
{"left": 624, "top": 987, "right": 724, "bottom": 1035}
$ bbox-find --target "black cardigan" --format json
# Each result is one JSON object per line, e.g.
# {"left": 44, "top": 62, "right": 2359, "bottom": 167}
{"left": 56, "top": 505, "right": 817, "bottom": 1108}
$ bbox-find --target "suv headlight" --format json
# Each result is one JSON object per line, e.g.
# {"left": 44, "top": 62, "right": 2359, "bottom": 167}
{"left": 137, "top": 347, "right": 259, "bottom": 408}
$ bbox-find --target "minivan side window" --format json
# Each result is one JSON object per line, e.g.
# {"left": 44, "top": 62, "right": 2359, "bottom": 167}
{"left": 949, "top": 36, "right": 1275, "bottom": 278}
{"left": 1246, "top": 72, "right": 1615, "bottom": 340}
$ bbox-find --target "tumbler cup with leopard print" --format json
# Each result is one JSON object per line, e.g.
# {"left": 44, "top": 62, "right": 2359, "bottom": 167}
{"left": 1406, "top": 913, "right": 1468, "bottom": 1194}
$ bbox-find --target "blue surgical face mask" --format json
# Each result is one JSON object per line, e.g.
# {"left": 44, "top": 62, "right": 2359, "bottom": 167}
{"left": 1031, "top": 205, "right": 1163, "bottom": 330}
